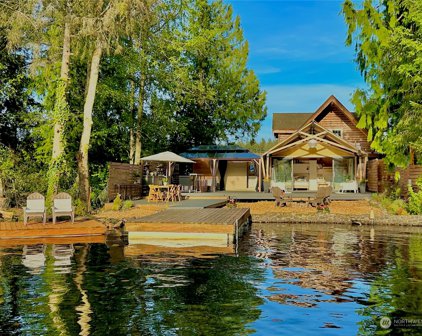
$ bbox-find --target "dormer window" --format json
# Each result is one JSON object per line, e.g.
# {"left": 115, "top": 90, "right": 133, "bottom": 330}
{"left": 331, "top": 129, "right": 343, "bottom": 138}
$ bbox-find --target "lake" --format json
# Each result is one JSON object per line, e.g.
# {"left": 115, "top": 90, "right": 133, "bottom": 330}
{"left": 0, "top": 223, "right": 421, "bottom": 335}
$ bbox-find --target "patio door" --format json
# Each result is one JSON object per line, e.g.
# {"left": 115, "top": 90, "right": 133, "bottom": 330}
{"left": 272, "top": 159, "right": 293, "bottom": 192}
{"left": 333, "top": 157, "right": 355, "bottom": 191}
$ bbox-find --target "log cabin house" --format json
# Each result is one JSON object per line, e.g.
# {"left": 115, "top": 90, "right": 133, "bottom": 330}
{"left": 263, "top": 95, "right": 377, "bottom": 192}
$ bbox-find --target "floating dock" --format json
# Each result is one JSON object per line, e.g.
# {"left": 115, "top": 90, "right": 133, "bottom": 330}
{"left": 126, "top": 208, "right": 251, "bottom": 251}
{"left": 0, "top": 220, "right": 106, "bottom": 240}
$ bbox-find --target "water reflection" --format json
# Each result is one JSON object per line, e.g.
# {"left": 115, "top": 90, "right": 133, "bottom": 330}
{"left": 241, "top": 224, "right": 422, "bottom": 335}
{"left": 0, "top": 224, "right": 421, "bottom": 335}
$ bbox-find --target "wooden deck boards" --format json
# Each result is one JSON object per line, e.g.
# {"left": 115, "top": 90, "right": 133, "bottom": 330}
{"left": 128, "top": 208, "right": 250, "bottom": 225}
{"left": 126, "top": 208, "right": 251, "bottom": 247}
{"left": 0, "top": 220, "right": 106, "bottom": 239}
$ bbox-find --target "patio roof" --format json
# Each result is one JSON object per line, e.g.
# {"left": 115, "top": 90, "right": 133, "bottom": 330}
{"left": 180, "top": 145, "right": 260, "bottom": 160}
{"left": 140, "top": 151, "right": 194, "bottom": 163}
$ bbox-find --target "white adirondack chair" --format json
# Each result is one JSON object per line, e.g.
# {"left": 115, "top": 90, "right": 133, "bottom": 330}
{"left": 52, "top": 192, "right": 75, "bottom": 224}
{"left": 23, "top": 192, "right": 46, "bottom": 225}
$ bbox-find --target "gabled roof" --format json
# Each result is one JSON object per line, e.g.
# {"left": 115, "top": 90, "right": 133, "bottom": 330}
{"left": 272, "top": 95, "right": 366, "bottom": 136}
{"left": 302, "top": 95, "right": 358, "bottom": 126}
{"left": 272, "top": 113, "right": 313, "bottom": 131}
{"left": 265, "top": 121, "right": 365, "bottom": 157}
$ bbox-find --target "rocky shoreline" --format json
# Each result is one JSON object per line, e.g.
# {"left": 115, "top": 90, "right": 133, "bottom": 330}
{"left": 252, "top": 213, "right": 422, "bottom": 226}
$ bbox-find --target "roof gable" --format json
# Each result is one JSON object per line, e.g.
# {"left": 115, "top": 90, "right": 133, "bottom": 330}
{"left": 272, "top": 95, "right": 368, "bottom": 139}
{"left": 265, "top": 121, "right": 365, "bottom": 156}
{"left": 302, "top": 95, "right": 358, "bottom": 127}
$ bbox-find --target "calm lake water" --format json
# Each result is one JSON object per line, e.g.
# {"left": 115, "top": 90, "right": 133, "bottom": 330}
{"left": 0, "top": 224, "right": 422, "bottom": 335}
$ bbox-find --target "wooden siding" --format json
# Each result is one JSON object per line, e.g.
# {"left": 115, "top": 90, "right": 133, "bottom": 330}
{"left": 367, "top": 159, "right": 379, "bottom": 192}
{"left": 367, "top": 159, "right": 422, "bottom": 196}
{"left": 316, "top": 108, "right": 371, "bottom": 152}
{"left": 192, "top": 159, "right": 212, "bottom": 176}
{"left": 108, "top": 162, "right": 142, "bottom": 201}
{"left": 277, "top": 133, "right": 292, "bottom": 142}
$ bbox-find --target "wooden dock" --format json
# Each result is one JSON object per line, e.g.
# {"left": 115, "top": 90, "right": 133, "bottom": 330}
{"left": 125, "top": 244, "right": 234, "bottom": 258}
{"left": 126, "top": 208, "right": 251, "bottom": 250}
{"left": 0, "top": 220, "right": 106, "bottom": 240}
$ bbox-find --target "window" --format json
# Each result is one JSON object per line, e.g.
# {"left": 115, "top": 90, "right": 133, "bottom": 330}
{"left": 331, "top": 129, "right": 343, "bottom": 138}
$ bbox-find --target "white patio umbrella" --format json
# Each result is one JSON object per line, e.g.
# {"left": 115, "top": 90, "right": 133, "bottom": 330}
{"left": 140, "top": 151, "right": 195, "bottom": 177}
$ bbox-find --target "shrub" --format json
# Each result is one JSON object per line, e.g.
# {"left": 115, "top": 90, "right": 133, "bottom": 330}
{"left": 0, "top": 146, "right": 48, "bottom": 208}
{"left": 112, "top": 194, "right": 122, "bottom": 211}
{"left": 407, "top": 178, "right": 422, "bottom": 215}
{"left": 121, "top": 200, "right": 134, "bottom": 210}
{"left": 372, "top": 193, "right": 408, "bottom": 215}
{"left": 390, "top": 199, "right": 408, "bottom": 216}
{"left": 91, "top": 187, "right": 108, "bottom": 209}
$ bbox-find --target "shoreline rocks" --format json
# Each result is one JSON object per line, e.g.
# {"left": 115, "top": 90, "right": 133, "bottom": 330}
{"left": 252, "top": 213, "right": 422, "bottom": 226}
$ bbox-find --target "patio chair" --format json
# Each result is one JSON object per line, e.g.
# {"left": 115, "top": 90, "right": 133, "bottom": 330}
{"left": 174, "top": 184, "right": 182, "bottom": 202}
{"left": 271, "top": 187, "right": 287, "bottom": 207}
{"left": 23, "top": 192, "right": 46, "bottom": 225}
{"left": 165, "top": 184, "right": 176, "bottom": 202}
{"left": 308, "top": 186, "right": 332, "bottom": 207}
{"left": 22, "top": 244, "right": 46, "bottom": 274}
{"left": 148, "top": 185, "right": 163, "bottom": 202}
{"left": 52, "top": 192, "right": 75, "bottom": 224}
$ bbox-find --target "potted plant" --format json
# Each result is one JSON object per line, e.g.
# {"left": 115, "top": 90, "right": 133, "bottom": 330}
{"left": 162, "top": 177, "right": 169, "bottom": 186}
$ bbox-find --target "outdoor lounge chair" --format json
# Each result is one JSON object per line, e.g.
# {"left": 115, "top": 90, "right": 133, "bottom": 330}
{"left": 272, "top": 187, "right": 287, "bottom": 207}
{"left": 52, "top": 192, "right": 75, "bottom": 224}
{"left": 23, "top": 192, "right": 46, "bottom": 225}
{"left": 308, "top": 186, "right": 332, "bottom": 207}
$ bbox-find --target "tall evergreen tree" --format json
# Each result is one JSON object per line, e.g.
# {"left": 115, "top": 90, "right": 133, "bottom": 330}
{"left": 154, "top": 0, "right": 266, "bottom": 152}
{"left": 343, "top": 0, "right": 422, "bottom": 166}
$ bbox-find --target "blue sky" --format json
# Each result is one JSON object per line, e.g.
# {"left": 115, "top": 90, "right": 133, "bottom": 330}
{"left": 227, "top": 0, "right": 366, "bottom": 141}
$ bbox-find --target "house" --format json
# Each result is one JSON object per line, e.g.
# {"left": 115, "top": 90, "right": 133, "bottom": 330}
{"left": 263, "top": 95, "right": 376, "bottom": 192}
{"left": 180, "top": 145, "right": 261, "bottom": 192}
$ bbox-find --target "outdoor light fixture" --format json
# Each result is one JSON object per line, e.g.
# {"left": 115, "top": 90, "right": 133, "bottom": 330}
{"left": 308, "top": 139, "right": 318, "bottom": 149}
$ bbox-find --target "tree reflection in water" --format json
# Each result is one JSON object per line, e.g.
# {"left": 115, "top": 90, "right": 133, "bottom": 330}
{"left": 241, "top": 224, "right": 422, "bottom": 334}
{"left": 0, "top": 224, "right": 421, "bottom": 335}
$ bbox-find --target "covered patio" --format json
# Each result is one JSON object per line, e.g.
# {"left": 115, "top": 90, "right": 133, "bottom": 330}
{"left": 263, "top": 122, "right": 368, "bottom": 193}
{"left": 180, "top": 145, "right": 263, "bottom": 192}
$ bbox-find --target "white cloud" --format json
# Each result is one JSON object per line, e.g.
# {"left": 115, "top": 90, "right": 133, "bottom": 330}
{"left": 255, "top": 83, "right": 362, "bottom": 140}
{"left": 253, "top": 65, "right": 282, "bottom": 74}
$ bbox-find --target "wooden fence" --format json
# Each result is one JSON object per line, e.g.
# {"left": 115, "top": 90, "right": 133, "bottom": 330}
{"left": 107, "top": 162, "right": 143, "bottom": 201}
{"left": 367, "top": 159, "right": 422, "bottom": 196}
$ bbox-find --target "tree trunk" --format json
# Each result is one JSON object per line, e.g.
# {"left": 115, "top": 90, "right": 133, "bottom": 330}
{"left": 52, "top": 22, "right": 71, "bottom": 160}
{"left": 134, "top": 73, "right": 145, "bottom": 165}
{"left": 129, "top": 129, "right": 135, "bottom": 164}
{"left": 77, "top": 44, "right": 102, "bottom": 212}
{"left": 46, "top": 22, "right": 71, "bottom": 204}
{"left": 129, "top": 80, "right": 136, "bottom": 164}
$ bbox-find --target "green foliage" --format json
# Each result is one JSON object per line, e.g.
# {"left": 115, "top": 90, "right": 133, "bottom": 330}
{"left": 72, "top": 198, "right": 86, "bottom": 217}
{"left": 342, "top": 0, "right": 422, "bottom": 166}
{"left": 407, "top": 178, "right": 422, "bottom": 215}
{"left": 121, "top": 200, "right": 134, "bottom": 210}
{"left": 372, "top": 193, "right": 408, "bottom": 215}
{"left": 147, "top": 0, "right": 267, "bottom": 152}
{"left": 236, "top": 138, "right": 278, "bottom": 155}
{"left": 112, "top": 194, "right": 123, "bottom": 211}
{"left": 0, "top": 0, "right": 267, "bottom": 211}
{"left": 0, "top": 146, "right": 48, "bottom": 207}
